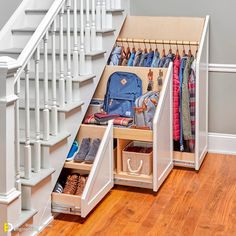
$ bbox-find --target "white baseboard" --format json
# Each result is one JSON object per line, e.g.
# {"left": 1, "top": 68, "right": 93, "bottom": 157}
{"left": 208, "top": 132, "right": 236, "bottom": 155}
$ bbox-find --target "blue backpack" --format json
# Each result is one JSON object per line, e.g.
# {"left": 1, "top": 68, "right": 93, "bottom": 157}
{"left": 103, "top": 72, "right": 142, "bottom": 117}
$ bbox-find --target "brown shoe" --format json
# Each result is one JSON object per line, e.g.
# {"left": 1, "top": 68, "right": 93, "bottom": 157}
{"left": 75, "top": 176, "right": 88, "bottom": 196}
{"left": 63, "top": 174, "right": 79, "bottom": 195}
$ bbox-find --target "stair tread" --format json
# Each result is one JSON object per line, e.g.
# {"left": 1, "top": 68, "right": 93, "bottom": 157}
{"left": 20, "top": 71, "right": 96, "bottom": 83}
{"left": 20, "top": 168, "right": 55, "bottom": 186}
{"left": 0, "top": 48, "right": 106, "bottom": 57}
{"left": 13, "top": 209, "right": 38, "bottom": 230}
{"left": 19, "top": 98, "right": 84, "bottom": 112}
{"left": 19, "top": 129, "right": 70, "bottom": 147}
{"left": 25, "top": 8, "right": 125, "bottom": 14}
{"left": 12, "top": 27, "right": 116, "bottom": 34}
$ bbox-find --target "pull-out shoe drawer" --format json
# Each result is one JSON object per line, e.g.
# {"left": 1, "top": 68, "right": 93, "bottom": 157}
{"left": 52, "top": 121, "right": 114, "bottom": 218}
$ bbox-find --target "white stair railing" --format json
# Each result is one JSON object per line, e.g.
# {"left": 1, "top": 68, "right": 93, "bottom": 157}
{"left": 101, "top": 0, "right": 106, "bottom": 29}
{"left": 51, "top": 20, "right": 58, "bottom": 136}
{"left": 73, "top": 0, "right": 79, "bottom": 78}
{"left": 96, "top": 0, "right": 102, "bottom": 30}
{"left": 91, "top": 0, "right": 96, "bottom": 51}
{"left": 66, "top": 0, "right": 73, "bottom": 103}
{"left": 34, "top": 47, "right": 41, "bottom": 173}
{"left": 85, "top": 0, "right": 91, "bottom": 53}
{"left": 59, "top": 7, "right": 66, "bottom": 107}
{"left": 43, "top": 32, "right": 50, "bottom": 141}
{"left": 80, "top": 0, "right": 86, "bottom": 75}
{"left": 0, "top": 0, "right": 125, "bottom": 194}
{"left": 24, "top": 63, "right": 32, "bottom": 179}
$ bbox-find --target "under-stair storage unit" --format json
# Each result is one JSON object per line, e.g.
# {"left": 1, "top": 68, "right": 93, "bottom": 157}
{"left": 52, "top": 122, "right": 114, "bottom": 218}
{"left": 86, "top": 65, "right": 173, "bottom": 192}
{"left": 115, "top": 16, "right": 209, "bottom": 170}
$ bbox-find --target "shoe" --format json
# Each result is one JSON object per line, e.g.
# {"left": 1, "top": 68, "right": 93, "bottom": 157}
{"left": 84, "top": 139, "right": 101, "bottom": 164}
{"left": 66, "top": 141, "right": 79, "bottom": 162}
{"left": 74, "top": 138, "right": 91, "bottom": 163}
{"left": 53, "top": 182, "right": 63, "bottom": 193}
{"left": 63, "top": 174, "right": 79, "bottom": 195}
{"left": 75, "top": 176, "right": 88, "bottom": 196}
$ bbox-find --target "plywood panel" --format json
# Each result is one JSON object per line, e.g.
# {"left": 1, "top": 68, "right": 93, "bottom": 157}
{"left": 119, "top": 16, "right": 205, "bottom": 42}
{"left": 93, "top": 65, "right": 167, "bottom": 100}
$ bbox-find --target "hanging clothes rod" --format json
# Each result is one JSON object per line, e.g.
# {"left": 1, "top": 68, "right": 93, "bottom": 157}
{"left": 116, "top": 38, "right": 199, "bottom": 46}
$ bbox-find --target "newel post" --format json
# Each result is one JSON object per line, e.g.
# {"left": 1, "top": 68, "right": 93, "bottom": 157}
{"left": 0, "top": 57, "right": 21, "bottom": 233}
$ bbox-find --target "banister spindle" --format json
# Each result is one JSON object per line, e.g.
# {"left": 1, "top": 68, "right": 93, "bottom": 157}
{"left": 106, "top": 0, "right": 111, "bottom": 10}
{"left": 24, "top": 63, "right": 32, "bottom": 179}
{"left": 59, "top": 7, "right": 65, "bottom": 107}
{"left": 111, "top": 0, "right": 115, "bottom": 9}
{"left": 85, "top": 0, "right": 91, "bottom": 53}
{"left": 73, "top": 0, "right": 79, "bottom": 79}
{"left": 115, "top": 0, "right": 121, "bottom": 9}
{"left": 51, "top": 20, "right": 58, "bottom": 136}
{"left": 101, "top": 0, "right": 106, "bottom": 29}
{"left": 15, "top": 80, "right": 21, "bottom": 190}
{"left": 80, "top": 0, "right": 86, "bottom": 75}
{"left": 96, "top": 0, "right": 102, "bottom": 30}
{"left": 91, "top": 0, "right": 96, "bottom": 51}
{"left": 34, "top": 46, "right": 41, "bottom": 173}
{"left": 66, "top": 0, "right": 73, "bottom": 103}
{"left": 43, "top": 33, "right": 50, "bottom": 141}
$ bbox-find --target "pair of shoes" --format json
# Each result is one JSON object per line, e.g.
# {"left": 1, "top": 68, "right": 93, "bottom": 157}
{"left": 66, "top": 141, "right": 79, "bottom": 162}
{"left": 75, "top": 176, "right": 88, "bottom": 195}
{"left": 63, "top": 174, "right": 88, "bottom": 196}
{"left": 74, "top": 138, "right": 101, "bottom": 164}
{"left": 63, "top": 174, "right": 79, "bottom": 195}
{"left": 53, "top": 182, "right": 63, "bottom": 193}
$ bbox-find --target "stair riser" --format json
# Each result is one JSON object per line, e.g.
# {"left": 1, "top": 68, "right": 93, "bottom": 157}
{"left": 21, "top": 178, "right": 53, "bottom": 233}
{"left": 12, "top": 33, "right": 82, "bottom": 50}
{"left": 2, "top": 53, "right": 103, "bottom": 76}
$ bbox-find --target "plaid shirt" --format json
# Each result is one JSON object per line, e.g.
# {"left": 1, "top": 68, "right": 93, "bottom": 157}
{"left": 188, "top": 59, "right": 196, "bottom": 152}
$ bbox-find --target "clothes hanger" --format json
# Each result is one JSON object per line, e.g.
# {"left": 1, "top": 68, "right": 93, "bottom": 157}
{"left": 169, "top": 40, "right": 172, "bottom": 55}
{"left": 161, "top": 40, "right": 166, "bottom": 58}
{"left": 182, "top": 41, "right": 186, "bottom": 56}
{"left": 176, "top": 41, "right": 179, "bottom": 58}
{"left": 149, "top": 40, "right": 153, "bottom": 52}
{"left": 188, "top": 41, "right": 192, "bottom": 57}
{"left": 144, "top": 41, "right": 148, "bottom": 53}
{"left": 155, "top": 40, "right": 159, "bottom": 53}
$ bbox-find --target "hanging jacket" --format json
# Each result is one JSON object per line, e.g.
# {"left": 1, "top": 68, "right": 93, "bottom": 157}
{"left": 188, "top": 59, "right": 196, "bottom": 152}
{"left": 127, "top": 50, "right": 136, "bottom": 66}
{"left": 182, "top": 55, "right": 194, "bottom": 141}
{"left": 145, "top": 50, "right": 154, "bottom": 67}
{"left": 133, "top": 50, "right": 143, "bottom": 66}
{"left": 179, "top": 56, "right": 187, "bottom": 151}
{"left": 158, "top": 56, "right": 166, "bottom": 68}
{"left": 109, "top": 46, "right": 122, "bottom": 66}
{"left": 163, "top": 53, "right": 175, "bottom": 68}
{"left": 139, "top": 52, "right": 149, "bottom": 67}
{"left": 151, "top": 50, "right": 160, "bottom": 67}
{"left": 173, "top": 55, "right": 181, "bottom": 141}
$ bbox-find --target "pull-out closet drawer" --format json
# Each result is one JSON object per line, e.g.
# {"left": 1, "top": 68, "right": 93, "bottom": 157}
{"left": 52, "top": 122, "right": 114, "bottom": 218}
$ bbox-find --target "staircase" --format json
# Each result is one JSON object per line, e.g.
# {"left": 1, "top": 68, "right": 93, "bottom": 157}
{"left": 0, "top": 0, "right": 129, "bottom": 235}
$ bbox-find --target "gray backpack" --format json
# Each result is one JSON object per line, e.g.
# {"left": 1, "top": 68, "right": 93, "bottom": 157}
{"left": 134, "top": 91, "right": 160, "bottom": 129}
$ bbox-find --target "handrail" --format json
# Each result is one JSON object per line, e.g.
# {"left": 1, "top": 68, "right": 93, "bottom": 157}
{"left": 14, "top": 0, "right": 66, "bottom": 83}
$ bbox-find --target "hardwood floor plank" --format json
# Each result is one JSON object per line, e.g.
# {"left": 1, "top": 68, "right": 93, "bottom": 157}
{"left": 39, "top": 154, "right": 236, "bottom": 236}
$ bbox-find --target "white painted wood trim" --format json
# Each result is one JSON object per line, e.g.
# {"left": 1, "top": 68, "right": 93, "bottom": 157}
{"left": 208, "top": 133, "right": 236, "bottom": 155}
{"left": 209, "top": 64, "right": 236, "bottom": 73}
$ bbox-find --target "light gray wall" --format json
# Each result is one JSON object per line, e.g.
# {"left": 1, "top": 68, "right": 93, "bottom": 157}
{"left": 0, "top": 0, "right": 22, "bottom": 30}
{"left": 131, "top": 0, "right": 236, "bottom": 134}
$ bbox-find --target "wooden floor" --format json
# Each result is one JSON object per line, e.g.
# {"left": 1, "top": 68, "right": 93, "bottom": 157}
{"left": 40, "top": 154, "right": 236, "bottom": 236}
